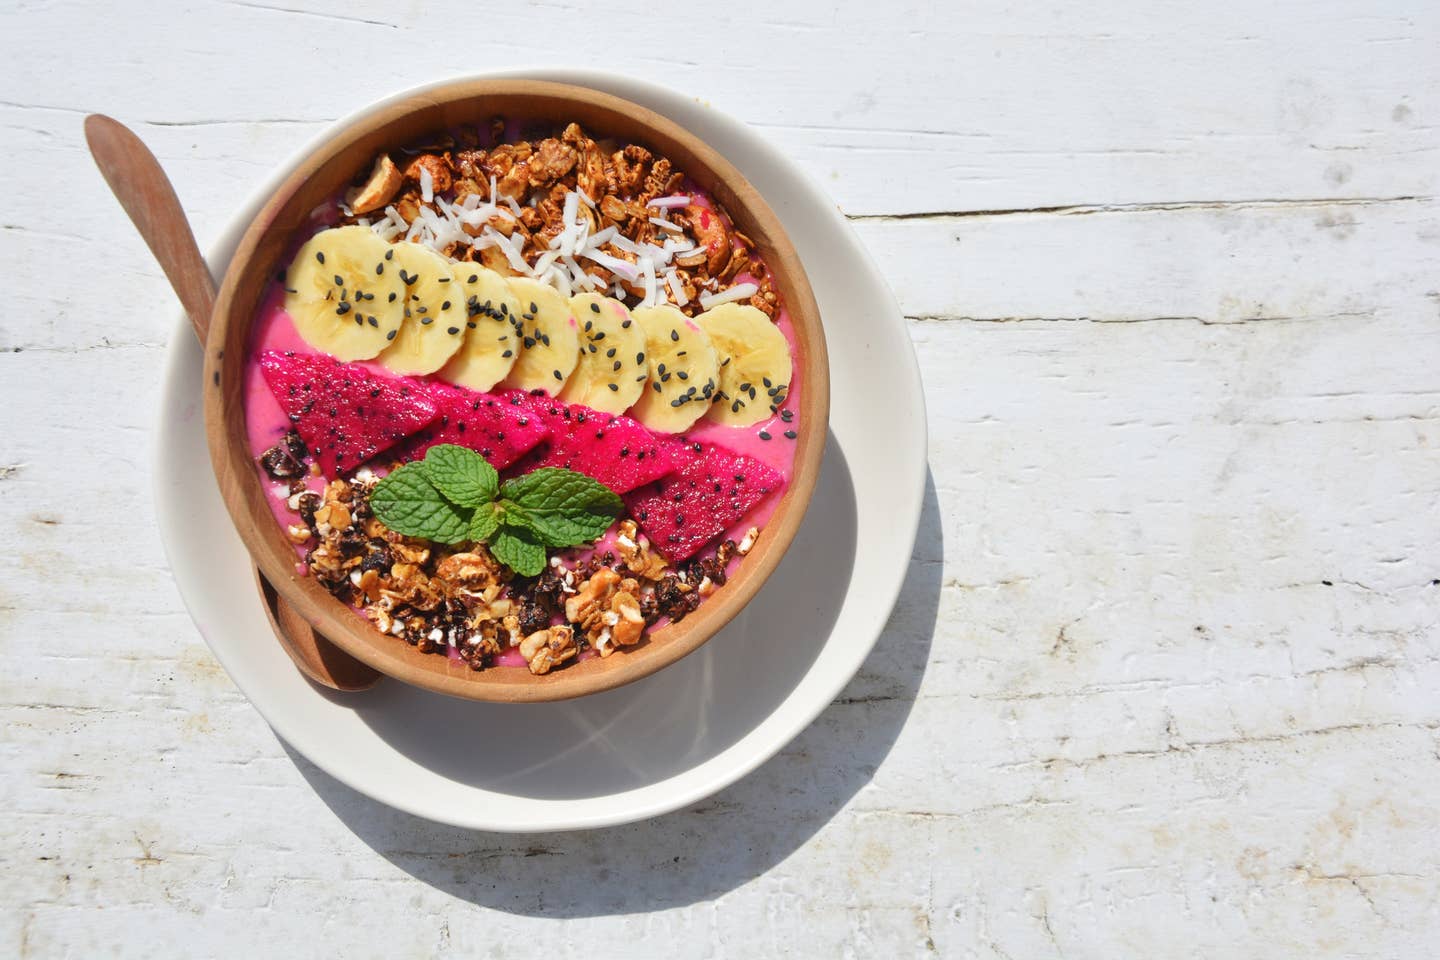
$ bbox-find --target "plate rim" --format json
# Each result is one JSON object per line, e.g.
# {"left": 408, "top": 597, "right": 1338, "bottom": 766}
{"left": 153, "top": 68, "right": 927, "bottom": 831}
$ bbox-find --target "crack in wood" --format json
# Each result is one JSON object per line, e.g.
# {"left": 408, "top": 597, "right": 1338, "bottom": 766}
{"left": 849, "top": 194, "right": 1435, "bottom": 222}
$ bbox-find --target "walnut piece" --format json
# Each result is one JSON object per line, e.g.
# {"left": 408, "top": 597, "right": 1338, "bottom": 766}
{"left": 519, "top": 625, "right": 577, "bottom": 675}
{"left": 615, "top": 520, "right": 669, "bottom": 581}
{"left": 347, "top": 155, "right": 403, "bottom": 215}
{"left": 565, "top": 567, "right": 646, "bottom": 656}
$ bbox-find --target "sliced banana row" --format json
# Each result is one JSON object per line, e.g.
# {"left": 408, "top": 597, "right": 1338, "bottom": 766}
{"left": 282, "top": 227, "right": 792, "bottom": 430}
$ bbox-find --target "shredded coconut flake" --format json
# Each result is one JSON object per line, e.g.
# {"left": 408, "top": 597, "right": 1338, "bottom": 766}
{"left": 646, "top": 195, "right": 691, "bottom": 209}
{"left": 664, "top": 268, "right": 689, "bottom": 307}
{"left": 698, "top": 281, "right": 759, "bottom": 310}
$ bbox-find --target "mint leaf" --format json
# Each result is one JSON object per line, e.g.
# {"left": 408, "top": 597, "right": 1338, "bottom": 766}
{"left": 422, "top": 444, "right": 498, "bottom": 508}
{"left": 468, "top": 502, "right": 502, "bottom": 544}
{"left": 369, "top": 462, "right": 471, "bottom": 543}
{"left": 488, "top": 522, "right": 547, "bottom": 577}
{"left": 499, "top": 467, "right": 623, "bottom": 548}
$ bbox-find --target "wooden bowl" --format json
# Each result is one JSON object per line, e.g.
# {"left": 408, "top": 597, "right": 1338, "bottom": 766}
{"left": 202, "top": 79, "right": 829, "bottom": 702}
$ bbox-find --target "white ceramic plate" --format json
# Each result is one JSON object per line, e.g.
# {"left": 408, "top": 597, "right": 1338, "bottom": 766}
{"left": 155, "top": 70, "right": 926, "bottom": 832}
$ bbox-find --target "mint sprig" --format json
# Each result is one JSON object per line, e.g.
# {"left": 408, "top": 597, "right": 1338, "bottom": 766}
{"left": 499, "top": 468, "right": 623, "bottom": 547}
{"left": 367, "top": 444, "right": 622, "bottom": 577}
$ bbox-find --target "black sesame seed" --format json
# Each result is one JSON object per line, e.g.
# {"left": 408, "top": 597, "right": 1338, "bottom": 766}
{"left": 316, "top": 251, "right": 325, "bottom": 264}
{"left": 441, "top": 301, "right": 451, "bottom": 311}
{"left": 467, "top": 321, "right": 477, "bottom": 329}
{"left": 658, "top": 362, "right": 667, "bottom": 374}
{"left": 335, "top": 302, "right": 352, "bottom": 315}
{"left": 530, "top": 301, "right": 538, "bottom": 313}
{"left": 385, "top": 249, "right": 394, "bottom": 260}
{"left": 375, "top": 262, "right": 384, "bottom": 275}
{"left": 763, "top": 377, "right": 773, "bottom": 387}
{"left": 670, "top": 329, "right": 679, "bottom": 341}
{"left": 593, "top": 331, "right": 605, "bottom": 340}
{"left": 590, "top": 302, "right": 601, "bottom": 313}
{"left": 368, "top": 317, "right": 379, "bottom": 327}
{"left": 387, "top": 329, "right": 398, "bottom": 341}
{"left": 420, "top": 316, "right": 433, "bottom": 325}
{"left": 524, "top": 337, "right": 536, "bottom": 349}
{"left": 784, "top": 430, "right": 797, "bottom": 439}
{"left": 606, "top": 348, "right": 616, "bottom": 358}
{"left": 759, "top": 430, "right": 771, "bottom": 440}
{"left": 584, "top": 320, "right": 593, "bottom": 332}
{"left": 652, "top": 381, "right": 662, "bottom": 393}
{"left": 613, "top": 361, "right": 622, "bottom": 371}
{"left": 637, "top": 352, "right": 645, "bottom": 364}
{"left": 447, "top": 326, "right": 460, "bottom": 335}
{"left": 333, "top": 274, "right": 344, "bottom": 286}
{"left": 621, "top": 319, "right": 632, "bottom": 329}
{"left": 554, "top": 370, "right": 563, "bottom": 381}
{"left": 388, "top": 292, "right": 397, "bottom": 302}
{"left": 608, "top": 383, "right": 619, "bottom": 392}
{"left": 502, "top": 349, "right": 513, "bottom": 358}
{"left": 677, "top": 371, "right": 689, "bottom": 380}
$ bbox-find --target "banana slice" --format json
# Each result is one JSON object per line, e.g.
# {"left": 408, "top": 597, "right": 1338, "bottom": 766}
{"left": 556, "top": 292, "right": 647, "bottom": 414}
{"left": 375, "top": 242, "right": 468, "bottom": 375}
{"left": 499, "top": 277, "right": 581, "bottom": 395}
{"left": 283, "top": 226, "right": 404, "bottom": 360}
{"left": 627, "top": 305, "right": 720, "bottom": 433}
{"left": 698, "top": 303, "right": 794, "bottom": 427}
{"left": 436, "top": 264, "right": 522, "bottom": 391}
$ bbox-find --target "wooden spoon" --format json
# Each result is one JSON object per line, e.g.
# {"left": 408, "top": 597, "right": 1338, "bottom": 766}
{"left": 84, "top": 113, "right": 381, "bottom": 692}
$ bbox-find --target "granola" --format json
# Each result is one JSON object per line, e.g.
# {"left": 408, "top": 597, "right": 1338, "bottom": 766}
{"left": 341, "top": 120, "right": 782, "bottom": 320}
{"left": 264, "top": 433, "right": 755, "bottom": 673}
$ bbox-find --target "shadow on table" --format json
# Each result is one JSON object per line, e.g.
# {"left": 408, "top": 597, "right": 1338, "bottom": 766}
{"left": 286, "top": 460, "right": 941, "bottom": 917}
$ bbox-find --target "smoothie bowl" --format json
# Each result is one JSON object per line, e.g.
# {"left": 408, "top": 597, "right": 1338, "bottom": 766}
{"left": 203, "top": 80, "right": 828, "bottom": 702}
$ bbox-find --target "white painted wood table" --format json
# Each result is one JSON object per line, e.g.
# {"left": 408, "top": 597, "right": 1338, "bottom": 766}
{"left": 3, "top": 2, "right": 1438, "bottom": 956}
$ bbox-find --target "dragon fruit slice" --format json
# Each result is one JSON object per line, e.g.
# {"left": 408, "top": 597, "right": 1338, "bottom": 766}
{"left": 509, "top": 398, "right": 681, "bottom": 494}
{"left": 259, "top": 351, "right": 438, "bottom": 477}
{"left": 623, "top": 440, "right": 785, "bottom": 562}
{"left": 391, "top": 384, "right": 550, "bottom": 469}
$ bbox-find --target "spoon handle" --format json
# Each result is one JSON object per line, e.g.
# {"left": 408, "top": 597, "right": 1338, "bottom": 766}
{"left": 83, "top": 114, "right": 215, "bottom": 342}
{"left": 85, "top": 112, "right": 380, "bottom": 693}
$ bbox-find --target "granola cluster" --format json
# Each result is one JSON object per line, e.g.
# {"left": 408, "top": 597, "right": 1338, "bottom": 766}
{"left": 265, "top": 436, "right": 758, "bottom": 675}
{"left": 340, "top": 120, "right": 782, "bottom": 319}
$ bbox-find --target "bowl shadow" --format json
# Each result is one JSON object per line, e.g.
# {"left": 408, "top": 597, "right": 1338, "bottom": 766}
{"left": 349, "top": 428, "right": 857, "bottom": 798}
{"left": 286, "top": 462, "right": 942, "bottom": 915}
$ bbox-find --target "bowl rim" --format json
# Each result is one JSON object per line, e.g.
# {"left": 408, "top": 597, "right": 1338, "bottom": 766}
{"left": 200, "top": 78, "right": 830, "bottom": 703}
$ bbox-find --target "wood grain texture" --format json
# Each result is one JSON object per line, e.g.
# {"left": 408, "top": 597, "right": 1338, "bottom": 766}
{"left": 2, "top": 0, "right": 1438, "bottom": 956}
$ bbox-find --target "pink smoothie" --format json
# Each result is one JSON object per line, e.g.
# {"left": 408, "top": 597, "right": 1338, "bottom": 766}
{"left": 243, "top": 182, "right": 803, "bottom": 667}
